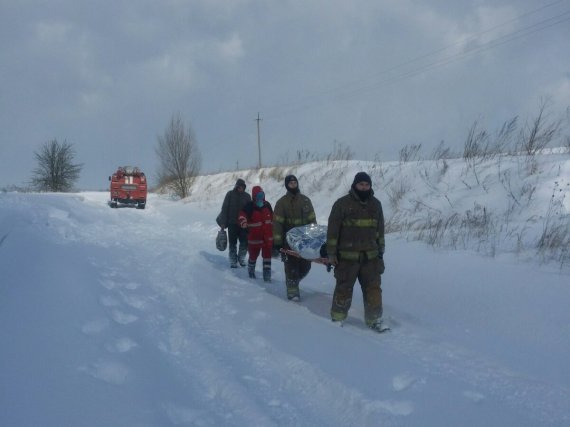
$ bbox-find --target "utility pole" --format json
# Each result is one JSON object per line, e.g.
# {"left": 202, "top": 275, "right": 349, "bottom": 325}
{"left": 256, "top": 112, "right": 262, "bottom": 169}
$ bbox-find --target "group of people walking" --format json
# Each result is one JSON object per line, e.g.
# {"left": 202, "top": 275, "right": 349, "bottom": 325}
{"left": 217, "top": 172, "right": 386, "bottom": 332}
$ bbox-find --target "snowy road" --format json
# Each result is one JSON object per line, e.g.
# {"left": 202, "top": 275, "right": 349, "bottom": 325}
{"left": 1, "top": 190, "right": 569, "bottom": 426}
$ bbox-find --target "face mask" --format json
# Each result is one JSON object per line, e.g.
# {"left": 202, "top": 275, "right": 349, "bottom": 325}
{"left": 287, "top": 186, "right": 300, "bottom": 194}
{"left": 353, "top": 187, "right": 371, "bottom": 201}
{"left": 256, "top": 192, "right": 264, "bottom": 207}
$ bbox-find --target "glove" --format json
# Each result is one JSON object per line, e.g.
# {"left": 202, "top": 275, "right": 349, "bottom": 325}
{"left": 378, "top": 254, "right": 385, "bottom": 275}
{"left": 275, "top": 246, "right": 288, "bottom": 262}
{"left": 328, "top": 255, "right": 338, "bottom": 266}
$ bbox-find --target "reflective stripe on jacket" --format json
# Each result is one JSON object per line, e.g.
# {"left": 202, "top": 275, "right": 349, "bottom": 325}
{"left": 327, "top": 189, "right": 385, "bottom": 261}
{"left": 238, "top": 201, "right": 274, "bottom": 248}
{"left": 272, "top": 192, "right": 316, "bottom": 247}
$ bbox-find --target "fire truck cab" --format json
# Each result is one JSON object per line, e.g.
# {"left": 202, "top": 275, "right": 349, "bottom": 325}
{"left": 109, "top": 166, "right": 147, "bottom": 209}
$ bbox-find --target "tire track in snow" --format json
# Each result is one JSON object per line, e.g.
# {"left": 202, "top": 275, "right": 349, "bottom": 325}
{"left": 73, "top": 193, "right": 416, "bottom": 425}
{"left": 144, "top": 250, "right": 414, "bottom": 426}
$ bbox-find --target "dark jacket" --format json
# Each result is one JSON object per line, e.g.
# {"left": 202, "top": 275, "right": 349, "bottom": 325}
{"left": 219, "top": 184, "right": 251, "bottom": 227}
{"left": 273, "top": 191, "right": 316, "bottom": 248}
{"left": 326, "top": 189, "right": 384, "bottom": 261}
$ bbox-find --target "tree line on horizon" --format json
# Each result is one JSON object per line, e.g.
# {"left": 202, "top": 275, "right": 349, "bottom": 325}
{"left": 27, "top": 112, "right": 201, "bottom": 198}
{"left": 18, "top": 102, "right": 570, "bottom": 197}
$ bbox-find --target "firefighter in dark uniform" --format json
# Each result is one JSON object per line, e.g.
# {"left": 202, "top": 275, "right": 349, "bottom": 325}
{"left": 272, "top": 175, "right": 317, "bottom": 301}
{"left": 326, "top": 172, "right": 386, "bottom": 331}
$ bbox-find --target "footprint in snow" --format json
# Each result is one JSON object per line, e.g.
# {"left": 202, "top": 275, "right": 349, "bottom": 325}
{"left": 163, "top": 403, "right": 211, "bottom": 425}
{"left": 463, "top": 390, "right": 485, "bottom": 403}
{"left": 79, "top": 360, "right": 129, "bottom": 385}
{"left": 242, "top": 375, "right": 270, "bottom": 387}
{"left": 111, "top": 310, "right": 138, "bottom": 325}
{"left": 81, "top": 318, "right": 110, "bottom": 335}
{"left": 121, "top": 293, "right": 147, "bottom": 310}
{"left": 105, "top": 337, "right": 138, "bottom": 353}
{"left": 124, "top": 281, "right": 141, "bottom": 290}
{"left": 366, "top": 399, "right": 414, "bottom": 417}
{"left": 392, "top": 373, "right": 420, "bottom": 392}
{"left": 252, "top": 310, "right": 269, "bottom": 320}
{"left": 99, "top": 279, "right": 117, "bottom": 290}
{"left": 99, "top": 295, "right": 121, "bottom": 307}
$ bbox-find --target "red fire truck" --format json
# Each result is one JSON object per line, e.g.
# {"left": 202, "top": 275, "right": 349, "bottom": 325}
{"left": 109, "top": 166, "right": 147, "bottom": 209}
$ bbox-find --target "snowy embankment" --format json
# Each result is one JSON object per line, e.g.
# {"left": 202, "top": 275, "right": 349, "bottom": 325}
{"left": 1, "top": 155, "right": 569, "bottom": 426}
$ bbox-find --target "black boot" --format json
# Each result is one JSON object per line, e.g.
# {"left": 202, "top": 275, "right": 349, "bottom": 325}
{"left": 238, "top": 246, "right": 247, "bottom": 267}
{"left": 229, "top": 247, "right": 238, "bottom": 268}
{"left": 248, "top": 260, "right": 256, "bottom": 278}
{"left": 262, "top": 259, "right": 271, "bottom": 282}
{"left": 286, "top": 278, "right": 300, "bottom": 301}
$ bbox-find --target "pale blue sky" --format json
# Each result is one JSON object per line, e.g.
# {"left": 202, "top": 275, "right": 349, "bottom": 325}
{"left": 1, "top": 0, "right": 569, "bottom": 189}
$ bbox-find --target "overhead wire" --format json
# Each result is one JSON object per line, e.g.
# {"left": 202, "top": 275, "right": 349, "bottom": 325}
{"left": 285, "top": 0, "right": 567, "bottom": 104}
{"left": 325, "top": 10, "right": 570, "bottom": 105}
{"left": 262, "top": 1, "right": 570, "bottom": 120}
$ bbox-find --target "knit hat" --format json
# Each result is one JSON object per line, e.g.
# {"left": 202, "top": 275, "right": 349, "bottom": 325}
{"left": 285, "top": 175, "right": 298, "bottom": 191}
{"left": 235, "top": 178, "right": 246, "bottom": 190}
{"left": 352, "top": 172, "right": 372, "bottom": 186}
{"left": 285, "top": 175, "right": 297, "bottom": 186}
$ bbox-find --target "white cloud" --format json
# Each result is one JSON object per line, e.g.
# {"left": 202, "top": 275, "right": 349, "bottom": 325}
{"left": 1, "top": 0, "right": 569, "bottom": 187}
{"left": 79, "top": 91, "right": 108, "bottom": 111}
{"left": 132, "top": 33, "right": 245, "bottom": 93}
{"left": 34, "top": 20, "right": 73, "bottom": 44}
{"left": 139, "top": 52, "right": 199, "bottom": 91}
{"left": 216, "top": 33, "right": 244, "bottom": 61}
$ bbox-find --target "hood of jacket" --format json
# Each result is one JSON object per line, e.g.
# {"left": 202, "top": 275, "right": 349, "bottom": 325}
{"left": 252, "top": 185, "right": 265, "bottom": 202}
{"left": 234, "top": 178, "right": 246, "bottom": 190}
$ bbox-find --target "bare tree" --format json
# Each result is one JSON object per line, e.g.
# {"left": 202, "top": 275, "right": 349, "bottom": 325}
{"left": 31, "top": 139, "right": 82, "bottom": 192}
{"left": 155, "top": 113, "right": 201, "bottom": 199}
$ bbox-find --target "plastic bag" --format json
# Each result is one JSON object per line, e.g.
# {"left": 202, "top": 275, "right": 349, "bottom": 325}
{"left": 285, "top": 224, "right": 328, "bottom": 259}
{"left": 216, "top": 229, "right": 228, "bottom": 251}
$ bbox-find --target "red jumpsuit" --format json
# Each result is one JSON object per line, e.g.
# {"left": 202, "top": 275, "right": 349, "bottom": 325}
{"left": 238, "top": 186, "right": 273, "bottom": 281}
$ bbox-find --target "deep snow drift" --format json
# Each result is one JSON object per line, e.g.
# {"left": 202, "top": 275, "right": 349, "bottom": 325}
{"left": 1, "top": 156, "right": 569, "bottom": 426}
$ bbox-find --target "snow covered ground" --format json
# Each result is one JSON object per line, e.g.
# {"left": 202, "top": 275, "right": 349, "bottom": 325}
{"left": 1, "top": 156, "right": 569, "bottom": 426}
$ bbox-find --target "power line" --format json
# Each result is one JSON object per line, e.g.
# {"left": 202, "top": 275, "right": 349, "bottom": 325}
{"left": 326, "top": 11, "right": 570, "bottom": 104}
{"left": 263, "top": 3, "right": 570, "bottom": 119}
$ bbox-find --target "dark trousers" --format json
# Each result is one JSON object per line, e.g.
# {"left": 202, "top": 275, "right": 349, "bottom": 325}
{"left": 227, "top": 224, "right": 248, "bottom": 256}
{"left": 284, "top": 256, "right": 311, "bottom": 283}
{"left": 284, "top": 257, "right": 311, "bottom": 297}
{"left": 331, "top": 257, "right": 382, "bottom": 324}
